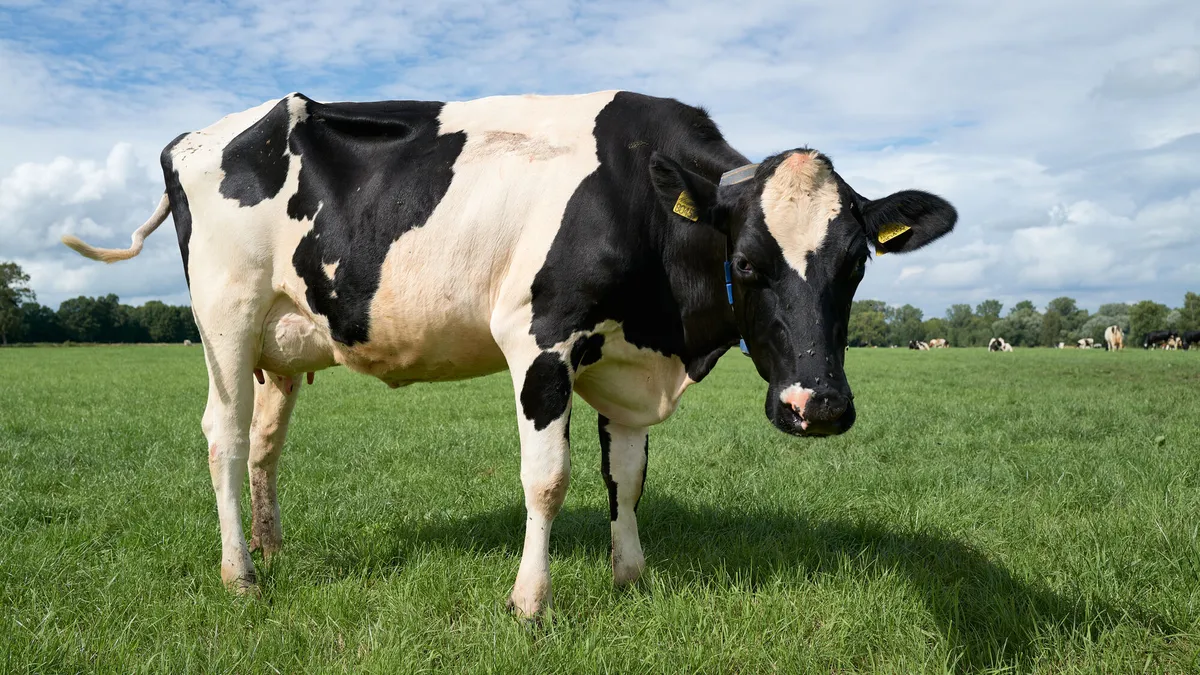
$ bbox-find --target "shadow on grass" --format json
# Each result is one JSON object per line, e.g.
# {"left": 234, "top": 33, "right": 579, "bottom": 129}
{"left": 317, "top": 495, "right": 1178, "bottom": 672}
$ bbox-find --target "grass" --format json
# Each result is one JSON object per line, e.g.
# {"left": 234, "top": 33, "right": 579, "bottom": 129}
{"left": 1, "top": 345, "right": 1198, "bottom": 673}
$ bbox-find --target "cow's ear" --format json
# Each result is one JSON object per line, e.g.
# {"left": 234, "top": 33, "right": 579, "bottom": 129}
{"left": 649, "top": 152, "right": 723, "bottom": 232}
{"left": 860, "top": 190, "right": 956, "bottom": 254}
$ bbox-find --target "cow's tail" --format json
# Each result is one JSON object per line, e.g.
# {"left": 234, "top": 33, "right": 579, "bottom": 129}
{"left": 60, "top": 193, "right": 171, "bottom": 263}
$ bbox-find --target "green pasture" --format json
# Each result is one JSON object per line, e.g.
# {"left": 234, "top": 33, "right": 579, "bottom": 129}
{"left": 1, "top": 346, "right": 1197, "bottom": 673}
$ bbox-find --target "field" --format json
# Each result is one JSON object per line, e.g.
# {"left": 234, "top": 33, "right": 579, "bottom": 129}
{"left": 2, "top": 346, "right": 1198, "bottom": 673}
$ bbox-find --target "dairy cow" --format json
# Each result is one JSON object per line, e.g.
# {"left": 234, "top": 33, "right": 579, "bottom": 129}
{"left": 1143, "top": 330, "right": 1174, "bottom": 349}
{"left": 62, "top": 91, "right": 956, "bottom": 616}
{"left": 1104, "top": 325, "right": 1123, "bottom": 351}
{"left": 1183, "top": 330, "right": 1200, "bottom": 350}
{"left": 927, "top": 338, "right": 947, "bottom": 348}
{"left": 989, "top": 337, "right": 1013, "bottom": 352}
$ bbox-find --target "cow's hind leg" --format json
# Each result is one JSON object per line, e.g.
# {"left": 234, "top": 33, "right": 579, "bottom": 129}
{"left": 248, "top": 372, "right": 302, "bottom": 559}
{"left": 502, "top": 345, "right": 575, "bottom": 619}
{"left": 194, "top": 299, "right": 264, "bottom": 594}
{"left": 599, "top": 416, "right": 648, "bottom": 586}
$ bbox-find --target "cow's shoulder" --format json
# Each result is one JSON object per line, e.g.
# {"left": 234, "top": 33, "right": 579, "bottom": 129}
{"left": 527, "top": 92, "right": 728, "bottom": 356}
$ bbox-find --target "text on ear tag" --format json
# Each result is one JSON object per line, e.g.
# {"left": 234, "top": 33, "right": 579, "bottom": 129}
{"left": 876, "top": 222, "right": 911, "bottom": 244}
{"left": 673, "top": 191, "right": 699, "bottom": 221}
{"left": 875, "top": 245, "right": 887, "bottom": 257}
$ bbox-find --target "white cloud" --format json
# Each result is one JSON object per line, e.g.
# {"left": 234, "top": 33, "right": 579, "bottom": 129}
{"left": 0, "top": 0, "right": 1197, "bottom": 316}
{"left": 0, "top": 144, "right": 185, "bottom": 307}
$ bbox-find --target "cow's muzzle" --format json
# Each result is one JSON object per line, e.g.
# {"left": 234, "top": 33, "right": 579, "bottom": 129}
{"left": 769, "top": 384, "right": 855, "bottom": 437}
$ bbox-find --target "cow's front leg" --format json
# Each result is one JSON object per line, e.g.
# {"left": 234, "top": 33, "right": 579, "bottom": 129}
{"left": 599, "top": 415, "right": 648, "bottom": 586}
{"left": 248, "top": 371, "right": 302, "bottom": 559}
{"left": 506, "top": 349, "right": 575, "bottom": 619}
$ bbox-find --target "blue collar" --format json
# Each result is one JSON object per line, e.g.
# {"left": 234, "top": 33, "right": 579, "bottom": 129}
{"left": 720, "top": 163, "right": 757, "bottom": 357}
{"left": 723, "top": 260, "right": 750, "bottom": 355}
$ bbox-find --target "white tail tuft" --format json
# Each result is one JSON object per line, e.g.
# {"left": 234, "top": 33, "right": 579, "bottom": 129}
{"left": 61, "top": 193, "right": 171, "bottom": 263}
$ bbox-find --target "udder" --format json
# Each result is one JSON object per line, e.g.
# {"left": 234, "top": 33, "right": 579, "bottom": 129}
{"left": 257, "top": 298, "right": 337, "bottom": 376}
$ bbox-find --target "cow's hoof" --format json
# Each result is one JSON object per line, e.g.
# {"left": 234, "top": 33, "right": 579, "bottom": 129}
{"left": 612, "top": 543, "right": 646, "bottom": 587}
{"left": 506, "top": 588, "right": 550, "bottom": 622}
{"left": 249, "top": 535, "right": 282, "bottom": 561}
{"left": 221, "top": 563, "right": 258, "bottom": 596}
{"left": 612, "top": 554, "right": 646, "bottom": 587}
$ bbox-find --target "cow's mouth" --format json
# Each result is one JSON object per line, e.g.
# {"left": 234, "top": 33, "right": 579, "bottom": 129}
{"left": 771, "top": 399, "right": 842, "bottom": 437}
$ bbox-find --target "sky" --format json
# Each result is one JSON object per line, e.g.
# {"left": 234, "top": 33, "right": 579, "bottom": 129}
{"left": 1, "top": 0, "right": 1197, "bottom": 317}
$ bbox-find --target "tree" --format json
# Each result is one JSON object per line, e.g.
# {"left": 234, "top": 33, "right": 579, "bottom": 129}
{"left": 888, "top": 304, "right": 925, "bottom": 346}
{"left": 1040, "top": 310, "right": 1063, "bottom": 347}
{"left": 992, "top": 301, "right": 1043, "bottom": 346}
{"left": 1129, "top": 300, "right": 1169, "bottom": 344}
{"left": 923, "top": 317, "right": 947, "bottom": 341}
{"left": 945, "top": 304, "right": 976, "bottom": 346}
{"left": 19, "top": 302, "right": 65, "bottom": 342}
{"left": 1046, "top": 296, "right": 1088, "bottom": 333}
{"left": 975, "top": 299, "right": 1003, "bottom": 321}
{"left": 1178, "top": 292, "right": 1200, "bottom": 332}
{"left": 1098, "top": 303, "right": 1131, "bottom": 317}
{"left": 848, "top": 299, "right": 889, "bottom": 346}
{"left": 0, "top": 262, "right": 36, "bottom": 344}
{"left": 134, "top": 301, "right": 185, "bottom": 342}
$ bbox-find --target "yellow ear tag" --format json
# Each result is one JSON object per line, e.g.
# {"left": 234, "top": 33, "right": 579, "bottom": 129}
{"left": 876, "top": 222, "right": 911, "bottom": 244}
{"left": 673, "top": 191, "right": 699, "bottom": 221}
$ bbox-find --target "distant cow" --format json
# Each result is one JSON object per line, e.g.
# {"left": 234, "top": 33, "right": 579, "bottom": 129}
{"left": 927, "top": 338, "right": 947, "bottom": 348}
{"left": 1165, "top": 336, "right": 1183, "bottom": 350}
{"left": 1056, "top": 342, "right": 1065, "bottom": 349}
{"left": 1103, "top": 325, "right": 1123, "bottom": 351}
{"left": 1143, "top": 330, "right": 1174, "bottom": 349}
{"left": 988, "top": 337, "right": 1012, "bottom": 352}
{"left": 909, "top": 340, "right": 930, "bottom": 350}
{"left": 57, "top": 90, "right": 957, "bottom": 615}
{"left": 1184, "top": 331, "right": 1200, "bottom": 350}
{"left": 1077, "top": 338, "right": 1095, "bottom": 349}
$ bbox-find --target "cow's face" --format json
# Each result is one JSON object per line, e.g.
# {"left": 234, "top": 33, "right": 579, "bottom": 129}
{"left": 651, "top": 149, "right": 955, "bottom": 437}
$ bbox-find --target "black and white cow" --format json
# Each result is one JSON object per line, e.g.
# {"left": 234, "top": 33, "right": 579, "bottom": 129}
{"left": 1143, "top": 330, "right": 1174, "bottom": 349}
{"left": 1183, "top": 330, "right": 1200, "bottom": 350}
{"left": 988, "top": 337, "right": 1013, "bottom": 352}
{"left": 63, "top": 91, "right": 956, "bottom": 617}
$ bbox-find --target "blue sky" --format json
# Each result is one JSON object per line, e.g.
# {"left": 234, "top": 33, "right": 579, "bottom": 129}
{"left": 1, "top": 0, "right": 1198, "bottom": 317}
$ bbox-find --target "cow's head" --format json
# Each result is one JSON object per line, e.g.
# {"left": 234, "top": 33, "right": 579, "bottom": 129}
{"left": 651, "top": 148, "right": 956, "bottom": 437}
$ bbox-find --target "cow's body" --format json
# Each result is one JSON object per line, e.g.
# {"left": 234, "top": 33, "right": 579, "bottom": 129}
{"left": 908, "top": 340, "right": 929, "bottom": 350}
{"left": 927, "top": 338, "right": 947, "bottom": 348}
{"left": 1184, "top": 330, "right": 1200, "bottom": 350}
{"left": 1104, "top": 325, "right": 1123, "bottom": 351}
{"left": 1143, "top": 330, "right": 1174, "bottom": 349}
{"left": 63, "top": 90, "right": 956, "bottom": 617}
{"left": 169, "top": 92, "right": 740, "bottom": 429}
{"left": 989, "top": 337, "right": 1013, "bottom": 352}
{"left": 1077, "top": 338, "right": 1095, "bottom": 349}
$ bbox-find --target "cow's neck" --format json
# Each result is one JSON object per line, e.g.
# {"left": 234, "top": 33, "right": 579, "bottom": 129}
{"left": 662, "top": 225, "right": 742, "bottom": 382}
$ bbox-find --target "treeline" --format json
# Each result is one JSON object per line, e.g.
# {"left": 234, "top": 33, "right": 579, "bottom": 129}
{"left": 15, "top": 294, "right": 201, "bottom": 344}
{"left": 1, "top": 260, "right": 199, "bottom": 345}
{"left": 848, "top": 293, "right": 1200, "bottom": 348}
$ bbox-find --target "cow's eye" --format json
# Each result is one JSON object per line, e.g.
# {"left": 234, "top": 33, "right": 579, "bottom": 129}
{"left": 734, "top": 256, "right": 754, "bottom": 275}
